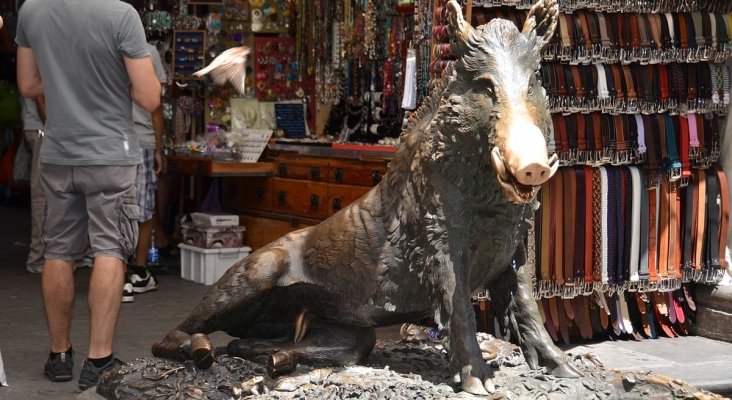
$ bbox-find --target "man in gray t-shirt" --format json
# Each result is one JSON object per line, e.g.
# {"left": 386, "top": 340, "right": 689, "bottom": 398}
{"left": 15, "top": 0, "right": 160, "bottom": 390}
{"left": 124, "top": 42, "right": 167, "bottom": 302}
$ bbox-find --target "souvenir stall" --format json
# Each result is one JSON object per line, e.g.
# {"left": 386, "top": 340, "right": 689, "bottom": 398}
{"left": 3, "top": 0, "right": 724, "bottom": 347}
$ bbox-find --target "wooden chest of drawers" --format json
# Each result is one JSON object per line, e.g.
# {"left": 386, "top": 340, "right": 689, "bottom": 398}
{"left": 220, "top": 151, "right": 391, "bottom": 249}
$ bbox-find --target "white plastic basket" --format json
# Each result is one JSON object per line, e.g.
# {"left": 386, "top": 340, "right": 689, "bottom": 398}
{"left": 178, "top": 243, "right": 251, "bottom": 285}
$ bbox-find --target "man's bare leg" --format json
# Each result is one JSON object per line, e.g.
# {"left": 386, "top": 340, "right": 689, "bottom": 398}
{"left": 87, "top": 255, "right": 125, "bottom": 358}
{"left": 42, "top": 259, "right": 75, "bottom": 353}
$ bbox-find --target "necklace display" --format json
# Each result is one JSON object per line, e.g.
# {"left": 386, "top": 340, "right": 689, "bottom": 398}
{"left": 305, "top": 0, "right": 418, "bottom": 141}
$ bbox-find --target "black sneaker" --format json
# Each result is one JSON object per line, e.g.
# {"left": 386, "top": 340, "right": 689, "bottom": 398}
{"left": 130, "top": 269, "right": 158, "bottom": 293}
{"left": 122, "top": 281, "right": 134, "bottom": 303}
{"left": 44, "top": 349, "right": 74, "bottom": 382}
{"left": 78, "top": 357, "right": 124, "bottom": 391}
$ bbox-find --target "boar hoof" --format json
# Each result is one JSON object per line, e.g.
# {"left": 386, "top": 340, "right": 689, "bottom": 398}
{"left": 190, "top": 333, "right": 214, "bottom": 369}
{"left": 268, "top": 351, "right": 298, "bottom": 376}
{"left": 550, "top": 360, "right": 582, "bottom": 378}
{"left": 460, "top": 368, "right": 495, "bottom": 395}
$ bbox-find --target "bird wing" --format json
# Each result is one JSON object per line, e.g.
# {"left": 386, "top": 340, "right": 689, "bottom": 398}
{"left": 193, "top": 46, "right": 251, "bottom": 95}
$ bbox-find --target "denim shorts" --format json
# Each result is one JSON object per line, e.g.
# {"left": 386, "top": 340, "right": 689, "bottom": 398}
{"left": 40, "top": 163, "right": 139, "bottom": 262}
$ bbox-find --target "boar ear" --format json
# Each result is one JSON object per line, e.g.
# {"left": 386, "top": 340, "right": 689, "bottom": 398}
{"left": 446, "top": 0, "right": 474, "bottom": 56}
{"left": 522, "top": 0, "right": 558, "bottom": 51}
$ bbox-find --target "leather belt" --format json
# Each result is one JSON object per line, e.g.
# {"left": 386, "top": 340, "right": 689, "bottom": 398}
{"left": 715, "top": 167, "right": 730, "bottom": 271}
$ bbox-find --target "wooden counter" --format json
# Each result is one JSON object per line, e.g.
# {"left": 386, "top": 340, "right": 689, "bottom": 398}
{"left": 167, "top": 145, "right": 393, "bottom": 250}
{"left": 167, "top": 155, "right": 276, "bottom": 177}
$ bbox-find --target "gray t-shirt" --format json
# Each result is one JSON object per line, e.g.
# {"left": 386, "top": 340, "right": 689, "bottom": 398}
{"left": 134, "top": 43, "right": 166, "bottom": 150}
{"left": 20, "top": 97, "right": 43, "bottom": 131}
{"left": 15, "top": 0, "right": 150, "bottom": 166}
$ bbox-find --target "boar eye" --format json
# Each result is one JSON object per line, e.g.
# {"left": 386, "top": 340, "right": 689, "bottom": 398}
{"left": 480, "top": 78, "right": 495, "bottom": 99}
{"left": 527, "top": 85, "right": 534, "bottom": 96}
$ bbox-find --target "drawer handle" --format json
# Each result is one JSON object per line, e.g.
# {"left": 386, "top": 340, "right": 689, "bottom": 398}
{"left": 277, "top": 191, "right": 286, "bottom": 205}
{"left": 332, "top": 198, "right": 342, "bottom": 211}
{"left": 372, "top": 171, "right": 382, "bottom": 185}
{"left": 334, "top": 168, "right": 344, "bottom": 183}
{"left": 310, "top": 167, "right": 321, "bottom": 180}
{"left": 255, "top": 187, "right": 265, "bottom": 201}
{"left": 278, "top": 164, "right": 288, "bottom": 176}
{"left": 310, "top": 194, "right": 320, "bottom": 209}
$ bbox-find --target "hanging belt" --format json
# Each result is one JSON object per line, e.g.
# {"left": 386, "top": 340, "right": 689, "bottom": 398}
{"left": 639, "top": 168, "right": 651, "bottom": 282}
{"left": 694, "top": 170, "right": 707, "bottom": 272}
{"left": 574, "top": 168, "right": 586, "bottom": 286}
{"left": 636, "top": 114, "right": 647, "bottom": 162}
{"left": 593, "top": 167, "right": 603, "bottom": 285}
{"left": 615, "top": 167, "right": 632, "bottom": 286}
{"left": 592, "top": 112, "right": 604, "bottom": 163}
{"left": 658, "top": 180, "right": 671, "bottom": 283}
{"left": 715, "top": 167, "right": 730, "bottom": 270}
{"left": 601, "top": 167, "right": 610, "bottom": 285}
{"left": 562, "top": 168, "right": 576, "bottom": 289}
{"left": 683, "top": 168, "right": 696, "bottom": 275}
{"left": 576, "top": 114, "right": 587, "bottom": 164}
{"left": 607, "top": 168, "right": 619, "bottom": 286}
{"left": 540, "top": 179, "right": 552, "bottom": 293}
{"left": 584, "top": 166, "right": 595, "bottom": 287}
{"left": 648, "top": 185, "right": 659, "bottom": 283}
{"left": 630, "top": 166, "right": 642, "bottom": 284}
{"left": 553, "top": 171, "right": 565, "bottom": 289}
{"left": 706, "top": 172, "right": 721, "bottom": 272}
{"left": 668, "top": 181, "right": 679, "bottom": 283}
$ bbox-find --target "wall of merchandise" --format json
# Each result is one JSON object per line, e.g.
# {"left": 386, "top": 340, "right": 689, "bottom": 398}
{"left": 436, "top": 0, "right": 732, "bottom": 342}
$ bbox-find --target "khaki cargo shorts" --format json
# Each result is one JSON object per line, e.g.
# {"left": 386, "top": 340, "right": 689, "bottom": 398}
{"left": 40, "top": 163, "right": 139, "bottom": 263}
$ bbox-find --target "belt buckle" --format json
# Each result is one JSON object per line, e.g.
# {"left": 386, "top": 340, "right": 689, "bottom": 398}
{"left": 646, "top": 280, "right": 658, "bottom": 292}
{"left": 553, "top": 283, "right": 563, "bottom": 298}
{"left": 627, "top": 99, "right": 638, "bottom": 113}
{"left": 627, "top": 280, "right": 639, "bottom": 292}
{"left": 693, "top": 269, "right": 702, "bottom": 282}
{"left": 637, "top": 279, "right": 647, "bottom": 292}
{"left": 669, "top": 166, "right": 682, "bottom": 182}
{"left": 583, "top": 281, "right": 593, "bottom": 295}
{"left": 679, "top": 175, "right": 690, "bottom": 187}
{"left": 561, "top": 284, "right": 575, "bottom": 299}
{"left": 539, "top": 280, "right": 550, "bottom": 297}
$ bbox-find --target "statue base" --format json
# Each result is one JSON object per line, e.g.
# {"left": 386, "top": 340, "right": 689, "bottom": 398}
{"left": 97, "top": 333, "right": 724, "bottom": 399}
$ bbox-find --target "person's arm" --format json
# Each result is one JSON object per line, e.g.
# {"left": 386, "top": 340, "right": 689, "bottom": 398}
{"left": 35, "top": 94, "right": 46, "bottom": 124}
{"left": 151, "top": 105, "right": 164, "bottom": 174}
{"left": 16, "top": 46, "right": 44, "bottom": 98}
{"left": 124, "top": 56, "right": 161, "bottom": 112}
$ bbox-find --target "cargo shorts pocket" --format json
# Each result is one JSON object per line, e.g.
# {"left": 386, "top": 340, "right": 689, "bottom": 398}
{"left": 119, "top": 201, "right": 140, "bottom": 260}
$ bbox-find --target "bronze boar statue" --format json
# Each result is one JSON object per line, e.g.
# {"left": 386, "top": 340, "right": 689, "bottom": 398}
{"left": 153, "top": 0, "right": 580, "bottom": 394}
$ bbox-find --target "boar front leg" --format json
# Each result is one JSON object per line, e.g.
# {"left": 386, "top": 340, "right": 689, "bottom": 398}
{"left": 434, "top": 254, "right": 496, "bottom": 395}
{"left": 489, "top": 243, "right": 581, "bottom": 378}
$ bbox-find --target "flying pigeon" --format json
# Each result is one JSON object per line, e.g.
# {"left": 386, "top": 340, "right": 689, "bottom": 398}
{"left": 193, "top": 46, "right": 250, "bottom": 95}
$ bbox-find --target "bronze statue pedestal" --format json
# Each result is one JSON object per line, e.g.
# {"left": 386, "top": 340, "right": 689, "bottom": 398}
{"left": 98, "top": 333, "right": 723, "bottom": 399}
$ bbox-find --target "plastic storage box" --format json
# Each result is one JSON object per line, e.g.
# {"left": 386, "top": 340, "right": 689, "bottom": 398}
{"left": 179, "top": 243, "right": 251, "bottom": 285}
{"left": 181, "top": 223, "right": 246, "bottom": 249}
{"left": 190, "top": 212, "right": 239, "bottom": 227}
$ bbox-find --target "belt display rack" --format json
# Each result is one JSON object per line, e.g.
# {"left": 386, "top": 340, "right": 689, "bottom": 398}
{"left": 428, "top": 0, "right": 732, "bottom": 342}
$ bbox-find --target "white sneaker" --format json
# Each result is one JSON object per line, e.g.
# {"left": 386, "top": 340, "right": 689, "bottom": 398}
{"left": 122, "top": 282, "right": 134, "bottom": 303}
{"left": 130, "top": 270, "right": 158, "bottom": 293}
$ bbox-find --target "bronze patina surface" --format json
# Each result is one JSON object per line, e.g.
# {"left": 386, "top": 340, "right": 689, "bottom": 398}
{"left": 102, "top": 334, "right": 724, "bottom": 399}
{"left": 152, "top": 0, "right": 573, "bottom": 395}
